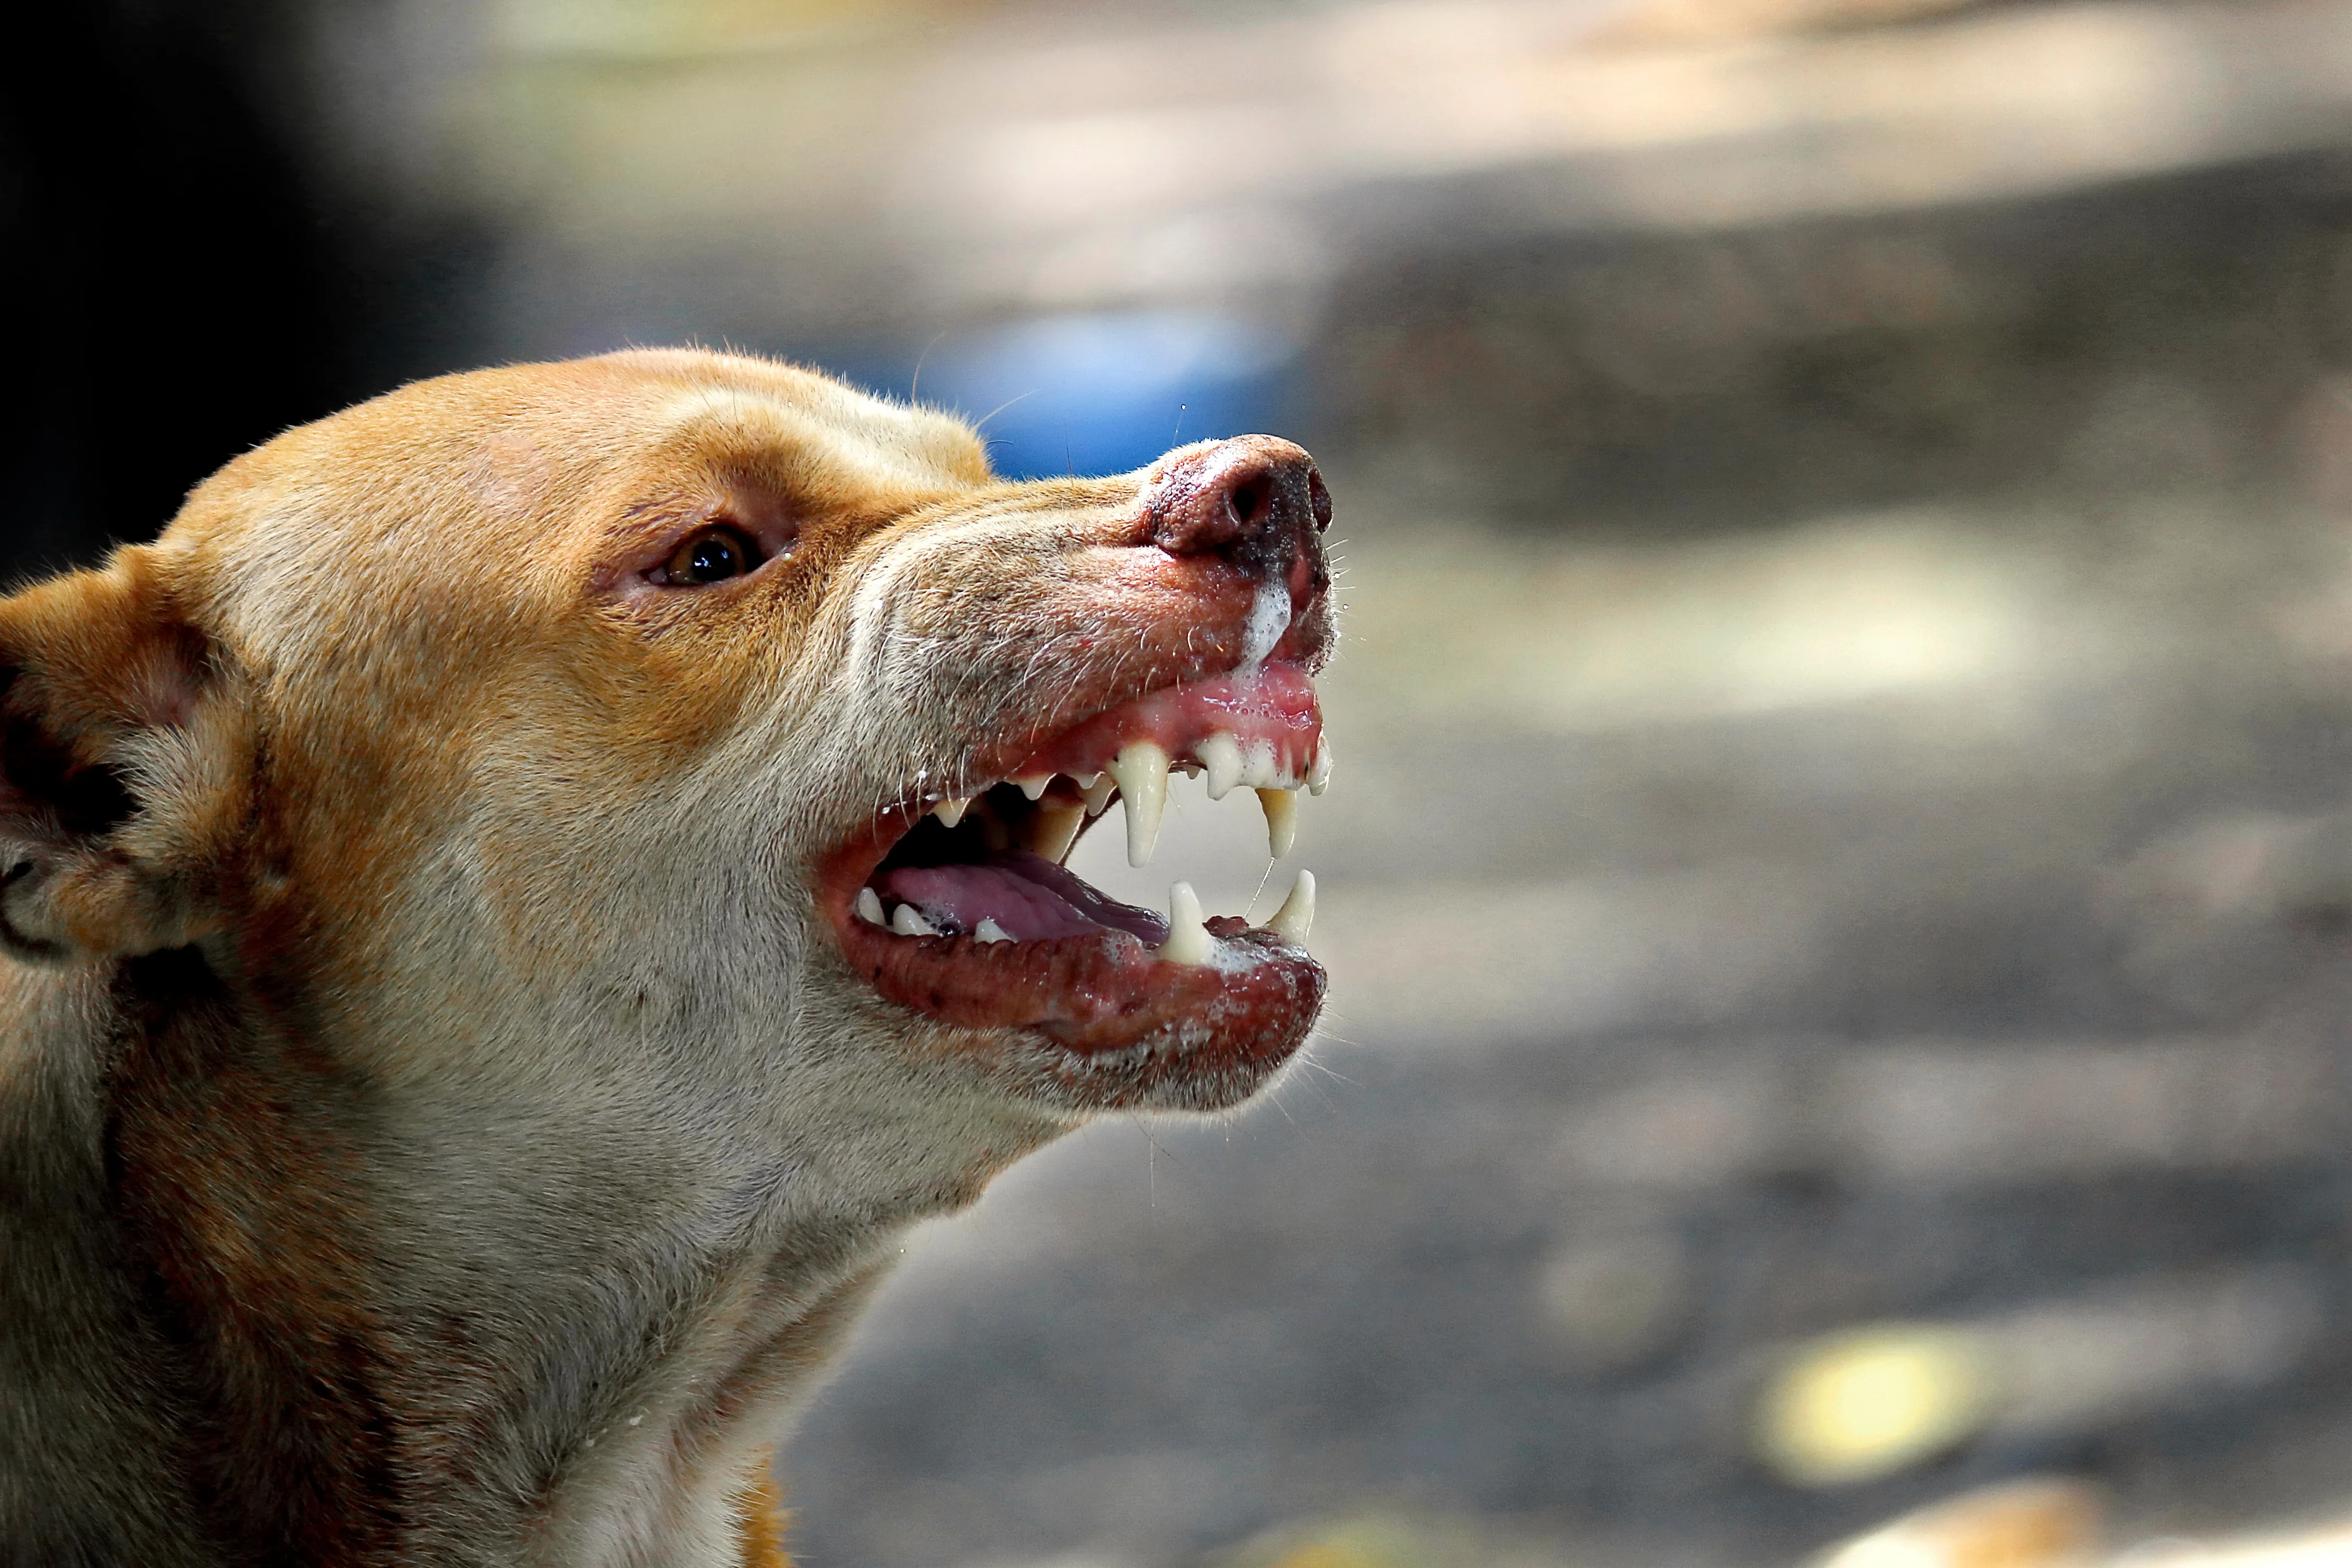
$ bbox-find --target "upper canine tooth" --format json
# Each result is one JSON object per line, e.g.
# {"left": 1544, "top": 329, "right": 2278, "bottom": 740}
{"left": 1079, "top": 774, "right": 1118, "bottom": 817}
{"left": 931, "top": 796, "right": 971, "bottom": 828}
{"left": 1028, "top": 800, "right": 1085, "bottom": 864}
{"left": 1109, "top": 742, "right": 1169, "bottom": 867}
{"left": 974, "top": 916, "right": 1013, "bottom": 944}
{"left": 1239, "top": 739, "right": 1279, "bottom": 790}
{"left": 1256, "top": 787, "right": 1298, "bottom": 858}
{"left": 891, "top": 904, "right": 939, "bottom": 938}
{"left": 1198, "top": 732, "right": 1243, "bottom": 800}
{"left": 1266, "top": 869, "right": 1315, "bottom": 946}
{"left": 1157, "top": 881, "right": 1215, "bottom": 966}
{"left": 855, "top": 887, "right": 887, "bottom": 926}
{"left": 1306, "top": 741, "right": 1333, "bottom": 797}
{"left": 1013, "top": 773, "right": 1053, "bottom": 801}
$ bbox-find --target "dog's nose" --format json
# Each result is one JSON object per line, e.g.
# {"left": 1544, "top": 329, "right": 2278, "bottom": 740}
{"left": 1141, "top": 436, "right": 1332, "bottom": 569}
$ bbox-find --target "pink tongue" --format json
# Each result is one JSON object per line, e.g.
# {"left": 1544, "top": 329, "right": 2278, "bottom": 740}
{"left": 881, "top": 852, "right": 1169, "bottom": 944}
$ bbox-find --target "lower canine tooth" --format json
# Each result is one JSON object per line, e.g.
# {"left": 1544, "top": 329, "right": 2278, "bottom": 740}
{"left": 1257, "top": 787, "right": 1298, "bottom": 858}
{"left": 1028, "top": 800, "right": 1085, "bottom": 863}
{"left": 1109, "top": 742, "right": 1169, "bottom": 867}
{"left": 891, "top": 905, "right": 939, "bottom": 938}
{"left": 1306, "top": 741, "right": 1332, "bottom": 796}
{"left": 855, "top": 887, "right": 886, "bottom": 926}
{"left": 974, "top": 917, "right": 1013, "bottom": 944}
{"left": 1198, "top": 732, "right": 1243, "bottom": 800}
{"left": 931, "top": 796, "right": 971, "bottom": 828}
{"left": 1267, "top": 869, "right": 1315, "bottom": 946}
{"left": 1157, "top": 881, "right": 1215, "bottom": 966}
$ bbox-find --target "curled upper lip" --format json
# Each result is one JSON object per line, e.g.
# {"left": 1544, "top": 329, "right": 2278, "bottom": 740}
{"left": 839, "top": 655, "right": 1325, "bottom": 880}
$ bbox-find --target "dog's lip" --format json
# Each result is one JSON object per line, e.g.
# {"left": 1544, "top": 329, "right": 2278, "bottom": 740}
{"left": 816, "top": 658, "right": 1327, "bottom": 1077}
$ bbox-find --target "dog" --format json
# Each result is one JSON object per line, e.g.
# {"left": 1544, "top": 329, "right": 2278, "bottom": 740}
{"left": 0, "top": 348, "right": 1334, "bottom": 1567}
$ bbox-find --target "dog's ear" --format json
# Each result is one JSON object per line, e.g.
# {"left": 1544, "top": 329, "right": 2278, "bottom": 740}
{"left": 0, "top": 548, "right": 254, "bottom": 962}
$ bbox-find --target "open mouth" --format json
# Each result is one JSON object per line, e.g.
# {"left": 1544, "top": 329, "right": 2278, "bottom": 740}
{"left": 822, "top": 660, "right": 1330, "bottom": 1085}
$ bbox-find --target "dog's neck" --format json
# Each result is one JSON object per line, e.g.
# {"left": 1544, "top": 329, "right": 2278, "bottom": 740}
{"left": 0, "top": 945, "right": 1055, "bottom": 1567}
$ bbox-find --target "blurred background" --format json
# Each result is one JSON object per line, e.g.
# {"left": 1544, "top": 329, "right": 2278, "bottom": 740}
{"left": 16, "top": 0, "right": 2352, "bottom": 1562}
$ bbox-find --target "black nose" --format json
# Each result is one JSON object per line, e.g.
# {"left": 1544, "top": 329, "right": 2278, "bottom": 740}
{"left": 1140, "top": 435, "right": 1332, "bottom": 578}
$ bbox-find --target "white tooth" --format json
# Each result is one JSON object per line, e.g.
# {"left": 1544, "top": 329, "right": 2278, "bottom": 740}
{"left": 1267, "top": 869, "right": 1315, "bottom": 946}
{"left": 1013, "top": 773, "right": 1053, "bottom": 801}
{"left": 1256, "top": 787, "right": 1298, "bottom": 858}
{"left": 975, "top": 917, "right": 1013, "bottom": 944}
{"left": 855, "top": 887, "right": 886, "bottom": 926}
{"left": 931, "top": 796, "right": 971, "bottom": 828}
{"left": 1029, "top": 800, "right": 1085, "bottom": 863}
{"left": 1156, "top": 881, "right": 1215, "bottom": 966}
{"left": 1239, "top": 739, "right": 1278, "bottom": 790}
{"left": 1080, "top": 774, "right": 1118, "bottom": 817}
{"left": 1198, "top": 732, "right": 1244, "bottom": 800}
{"left": 1306, "top": 740, "right": 1332, "bottom": 796}
{"left": 1109, "top": 742, "right": 1169, "bottom": 867}
{"left": 891, "top": 905, "right": 938, "bottom": 938}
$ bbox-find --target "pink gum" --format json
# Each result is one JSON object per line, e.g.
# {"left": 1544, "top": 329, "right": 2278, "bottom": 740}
{"left": 1012, "top": 662, "right": 1321, "bottom": 781}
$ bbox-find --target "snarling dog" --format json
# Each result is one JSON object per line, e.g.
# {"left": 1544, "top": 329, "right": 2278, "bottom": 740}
{"left": 0, "top": 349, "right": 1333, "bottom": 1566}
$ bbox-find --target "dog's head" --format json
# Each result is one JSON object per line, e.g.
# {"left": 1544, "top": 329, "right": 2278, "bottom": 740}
{"left": 0, "top": 349, "right": 1333, "bottom": 1177}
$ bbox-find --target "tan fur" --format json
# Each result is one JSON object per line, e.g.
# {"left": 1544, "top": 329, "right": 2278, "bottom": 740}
{"left": 0, "top": 349, "right": 1333, "bottom": 1566}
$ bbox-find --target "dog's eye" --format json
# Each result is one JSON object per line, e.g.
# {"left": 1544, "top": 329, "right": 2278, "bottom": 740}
{"left": 660, "top": 525, "right": 762, "bottom": 586}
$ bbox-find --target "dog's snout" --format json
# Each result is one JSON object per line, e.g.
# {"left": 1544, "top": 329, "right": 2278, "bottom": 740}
{"left": 1142, "top": 436, "right": 1331, "bottom": 565}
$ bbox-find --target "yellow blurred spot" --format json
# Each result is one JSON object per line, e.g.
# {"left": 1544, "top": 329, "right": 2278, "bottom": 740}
{"left": 1269, "top": 1547, "right": 1384, "bottom": 1568}
{"left": 1248, "top": 1518, "right": 1433, "bottom": 1568}
{"left": 1756, "top": 1323, "right": 1995, "bottom": 1486}
{"left": 1816, "top": 1478, "right": 2104, "bottom": 1568}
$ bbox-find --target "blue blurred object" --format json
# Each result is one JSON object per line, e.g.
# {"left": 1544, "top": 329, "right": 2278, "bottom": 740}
{"left": 825, "top": 312, "right": 1301, "bottom": 480}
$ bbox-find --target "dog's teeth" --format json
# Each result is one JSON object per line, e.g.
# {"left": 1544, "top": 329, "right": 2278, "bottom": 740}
{"left": 1239, "top": 739, "right": 1279, "bottom": 790}
{"left": 855, "top": 887, "right": 886, "bottom": 926}
{"left": 1199, "top": 732, "right": 1243, "bottom": 800}
{"left": 890, "top": 905, "right": 938, "bottom": 938}
{"left": 1266, "top": 868, "right": 1315, "bottom": 946}
{"left": 975, "top": 917, "right": 1013, "bottom": 944}
{"left": 1306, "top": 740, "right": 1333, "bottom": 796}
{"left": 1013, "top": 773, "right": 1053, "bottom": 801}
{"left": 1109, "top": 742, "right": 1169, "bottom": 867}
{"left": 1256, "top": 787, "right": 1298, "bottom": 858}
{"left": 931, "top": 796, "right": 971, "bottom": 828}
{"left": 1080, "top": 774, "right": 1118, "bottom": 817}
{"left": 1156, "top": 881, "right": 1215, "bottom": 966}
{"left": 1028, "top": 800, "right": 1085, "bottom": 864}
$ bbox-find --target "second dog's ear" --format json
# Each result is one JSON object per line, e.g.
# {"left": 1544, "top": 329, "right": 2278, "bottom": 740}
{"left": 0, "top": 548, "right": 254, "bottom": 962}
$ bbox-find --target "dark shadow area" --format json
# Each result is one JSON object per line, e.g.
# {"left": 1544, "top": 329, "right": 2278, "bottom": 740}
{"left": 1, "top": 1, "right": 467, "bottom": 581}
